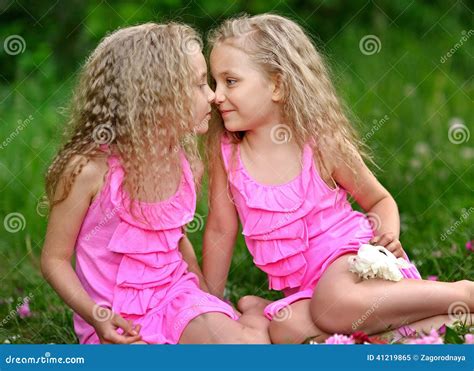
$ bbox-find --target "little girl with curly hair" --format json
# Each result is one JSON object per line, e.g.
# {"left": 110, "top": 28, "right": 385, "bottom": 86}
{"left": 203, "top": 14, "right": 473, "bottom": 343}
{"left": 41, "top": 22, "right": 269, "bottom": 344}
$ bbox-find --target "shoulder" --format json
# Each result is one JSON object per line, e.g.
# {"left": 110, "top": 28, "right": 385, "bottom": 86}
{"left": 56, "top": 154, "right": 109, "bottom": 203}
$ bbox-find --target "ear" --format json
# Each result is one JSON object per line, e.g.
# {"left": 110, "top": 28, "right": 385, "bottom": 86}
{"left": 271, "top": 73, "right": 284, "bottom": 102}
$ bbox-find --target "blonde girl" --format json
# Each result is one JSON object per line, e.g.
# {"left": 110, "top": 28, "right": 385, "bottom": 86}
{"left": 202, "top": 14, "right": 473, "bottom": 344}
{"left": 41, "top": 22, "right": 269, "bottom": 344}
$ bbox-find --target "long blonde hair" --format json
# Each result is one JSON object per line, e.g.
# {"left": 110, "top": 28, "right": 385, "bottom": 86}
{"left": 207, "top": 14, "right": 377, "bottom": 187}
{"left": 46, "top": 22, "right": 203, "bottom": 210}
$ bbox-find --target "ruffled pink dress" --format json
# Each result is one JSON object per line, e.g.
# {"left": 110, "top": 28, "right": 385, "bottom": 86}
{"left": 220, "top": 134, "right": 421, "bottom": 320}
{"left": 73, "top": 148, "right": 238, "bottom": 344}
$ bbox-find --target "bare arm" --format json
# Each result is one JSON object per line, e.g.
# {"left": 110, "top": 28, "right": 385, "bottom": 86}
{"left": 202, "top": 156, "right": 239, "bottom": 298}
{"left": 179, "top": 234, "right": 208, "bottom": 291}
{"left": 332, "top": 147, "right": 404, "bottom": 257}
{"left": 41, "top": 157, "right": 141, "bottom": 343}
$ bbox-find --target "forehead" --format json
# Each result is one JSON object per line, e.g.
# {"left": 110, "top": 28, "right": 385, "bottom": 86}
{"left": 210, "top": 42, "right": 253, "bottom": 73}
{"left": 189, "top": 52, "right": 207, "bottom": 75}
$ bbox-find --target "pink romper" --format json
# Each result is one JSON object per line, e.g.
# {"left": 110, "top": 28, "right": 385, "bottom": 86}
{"left": 73, "top": 149, "right": 238, "bottom": 344}
{"left": 220, "top": 134, "right": 421, "bottom": 320}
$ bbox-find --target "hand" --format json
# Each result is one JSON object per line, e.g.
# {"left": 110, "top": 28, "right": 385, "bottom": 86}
{"left": 369, "top": 232, "right": 407, "bottom": 259}
{"left": 92, "top": 307, "right": 142, "bottom": 344}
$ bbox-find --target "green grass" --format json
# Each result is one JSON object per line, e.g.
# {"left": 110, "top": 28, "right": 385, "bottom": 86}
{"left": 0, "top": 14, "right": 472, "bottom": 343}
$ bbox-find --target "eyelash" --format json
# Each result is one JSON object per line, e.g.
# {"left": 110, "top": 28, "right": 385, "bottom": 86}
{"left": 226, "top": 78, "right": 237, "bottom": 86}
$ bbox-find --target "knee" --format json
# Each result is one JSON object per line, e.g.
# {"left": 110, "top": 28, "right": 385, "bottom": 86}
{"left": 237, "top": 295, "right": 255, "bottom": 312}
{"left": 310, "top": 291, "right": 365, "bottom": 334}
{"left": 269, "top": 319, "right": 301, "bottom": 344}
{"left": 237, "top": 295, "right": 268, "bottom": 313}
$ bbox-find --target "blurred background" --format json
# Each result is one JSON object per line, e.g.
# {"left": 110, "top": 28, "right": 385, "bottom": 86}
{"left": 0, "top": 0, "right": 472, "bottom": 343}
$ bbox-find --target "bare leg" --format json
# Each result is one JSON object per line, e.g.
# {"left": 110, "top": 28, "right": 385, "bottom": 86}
{"left": 236, "top": 295, "right": 271, "bottom": 337}
{"left": 310, "top": 253, "right": 474, "bottom": 334}
{"left": 267, "top": 297, "right": 473, "bottom": 344}
{"left": 179, "top": 311, "right": 270, "bottom": 344}
{"left": 268, "top": 299, "right": 330, "bottom": 344}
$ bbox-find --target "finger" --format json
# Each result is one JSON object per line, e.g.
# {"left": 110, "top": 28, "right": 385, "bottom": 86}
{"left": 114, "top": 315, "right": 138, "bottom": 336}
{"left": 369, "top": 236, "right": 380, "bottom": 245}
{"left": 134, "top": 323, "right": 142, "bottom": 334}
{"left": 107, "top": 331, "right": 142, "bottom": 344}
{"left": 387, "top": 244, "right": 404, "bottom": 258}
{"left": 385, "top": 241, "right": 401, "bottom": 253}
{"left": 377, "top": 234, "right": 394, "bottom": 247}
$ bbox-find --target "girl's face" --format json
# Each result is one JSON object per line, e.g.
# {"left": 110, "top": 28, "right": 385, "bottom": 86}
{"left": 210, "top": 42, "right": 281, "bottom": 132}
{"left": 190, "top": 52, "right": 215, "bottom": 134}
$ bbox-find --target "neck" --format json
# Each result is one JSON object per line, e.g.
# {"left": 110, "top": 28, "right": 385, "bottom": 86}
{"left": 242, "top": 121, "right": 295, "bottom": 154}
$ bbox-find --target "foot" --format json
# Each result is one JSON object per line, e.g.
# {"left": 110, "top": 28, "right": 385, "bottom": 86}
{"left": 237, "top": 295, "right": 271, "bottom": 313}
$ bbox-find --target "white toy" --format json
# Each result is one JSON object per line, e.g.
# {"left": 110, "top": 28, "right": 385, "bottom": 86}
{"left": 348, "top": 244, "right": 412, "bottom": 282}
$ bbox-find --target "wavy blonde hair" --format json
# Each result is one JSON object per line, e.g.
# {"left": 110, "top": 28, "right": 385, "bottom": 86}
{"left": 207, "top": 14, "right": 377, "bottom": 188}
{"left": 46, "top": 22, "right": 203, "bottom": 214}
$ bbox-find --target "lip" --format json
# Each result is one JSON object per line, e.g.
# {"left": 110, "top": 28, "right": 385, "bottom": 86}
{"left": 220, "top": 109, "right": 235, "bottom": 117}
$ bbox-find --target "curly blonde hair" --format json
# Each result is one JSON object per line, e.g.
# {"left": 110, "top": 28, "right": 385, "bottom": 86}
{"left": 46, "top": 22, "right": 203, "bottom": 213}
{"left": 207, "top": 13, "right": 377, "bottom": 188}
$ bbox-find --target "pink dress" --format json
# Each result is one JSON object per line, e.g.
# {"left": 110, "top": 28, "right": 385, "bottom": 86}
{"left": 73, "top": 149, "right": 238, "bottom": 344}
{"left": 220, "top": 134, "right": 421, "bottom": 320}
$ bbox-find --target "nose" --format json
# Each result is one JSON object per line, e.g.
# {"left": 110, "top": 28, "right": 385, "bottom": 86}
{"left": 207, "top": 86, "right": 216, "bottom": 104}
{"left": 214, "top": 85, "right": 225, "bottom": 105}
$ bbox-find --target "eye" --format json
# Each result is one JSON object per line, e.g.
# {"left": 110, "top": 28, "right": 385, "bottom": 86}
{"left": 226, "top": 78, "right": 237, "bottom": 86}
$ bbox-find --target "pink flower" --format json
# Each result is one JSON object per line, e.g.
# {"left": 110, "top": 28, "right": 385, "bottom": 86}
{"left": 325, "top": 334, "right": 355, "bottom": 344}
{"left": 427, "top": 275, "right": 438, "bottom": 281}
{"left": 437, "top": 324, "right": 446, "bottom": 335}
{"left": 466, "top": 240, "right": 473, "bottom": 252}
{"left": 398, "top": 325, "right": 417, "bottom": 338}
{"left": 465, "top": 334, "right": 474, "bottom": 344}
{"left": 17, "top": 302, "right": 31, "bottom": 319}
{"left": 406, "top": 329, "right": 443, "bottom": 344}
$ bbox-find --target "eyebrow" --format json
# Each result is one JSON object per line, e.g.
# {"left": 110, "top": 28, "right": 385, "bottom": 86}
{"left": 211, "top": 70, "right": 238, "bottom": 78}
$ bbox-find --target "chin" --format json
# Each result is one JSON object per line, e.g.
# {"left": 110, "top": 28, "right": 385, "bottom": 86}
{"left": 223, "top": 120, "right": 244, "bottom": 132}
{"left": 193, "top": 120, "right": 209, "bottom": 135}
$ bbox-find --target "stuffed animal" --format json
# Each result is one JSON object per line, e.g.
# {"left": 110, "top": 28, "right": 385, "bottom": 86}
{"left": 348, "top": 244, "right": 412, "bottom": 281}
